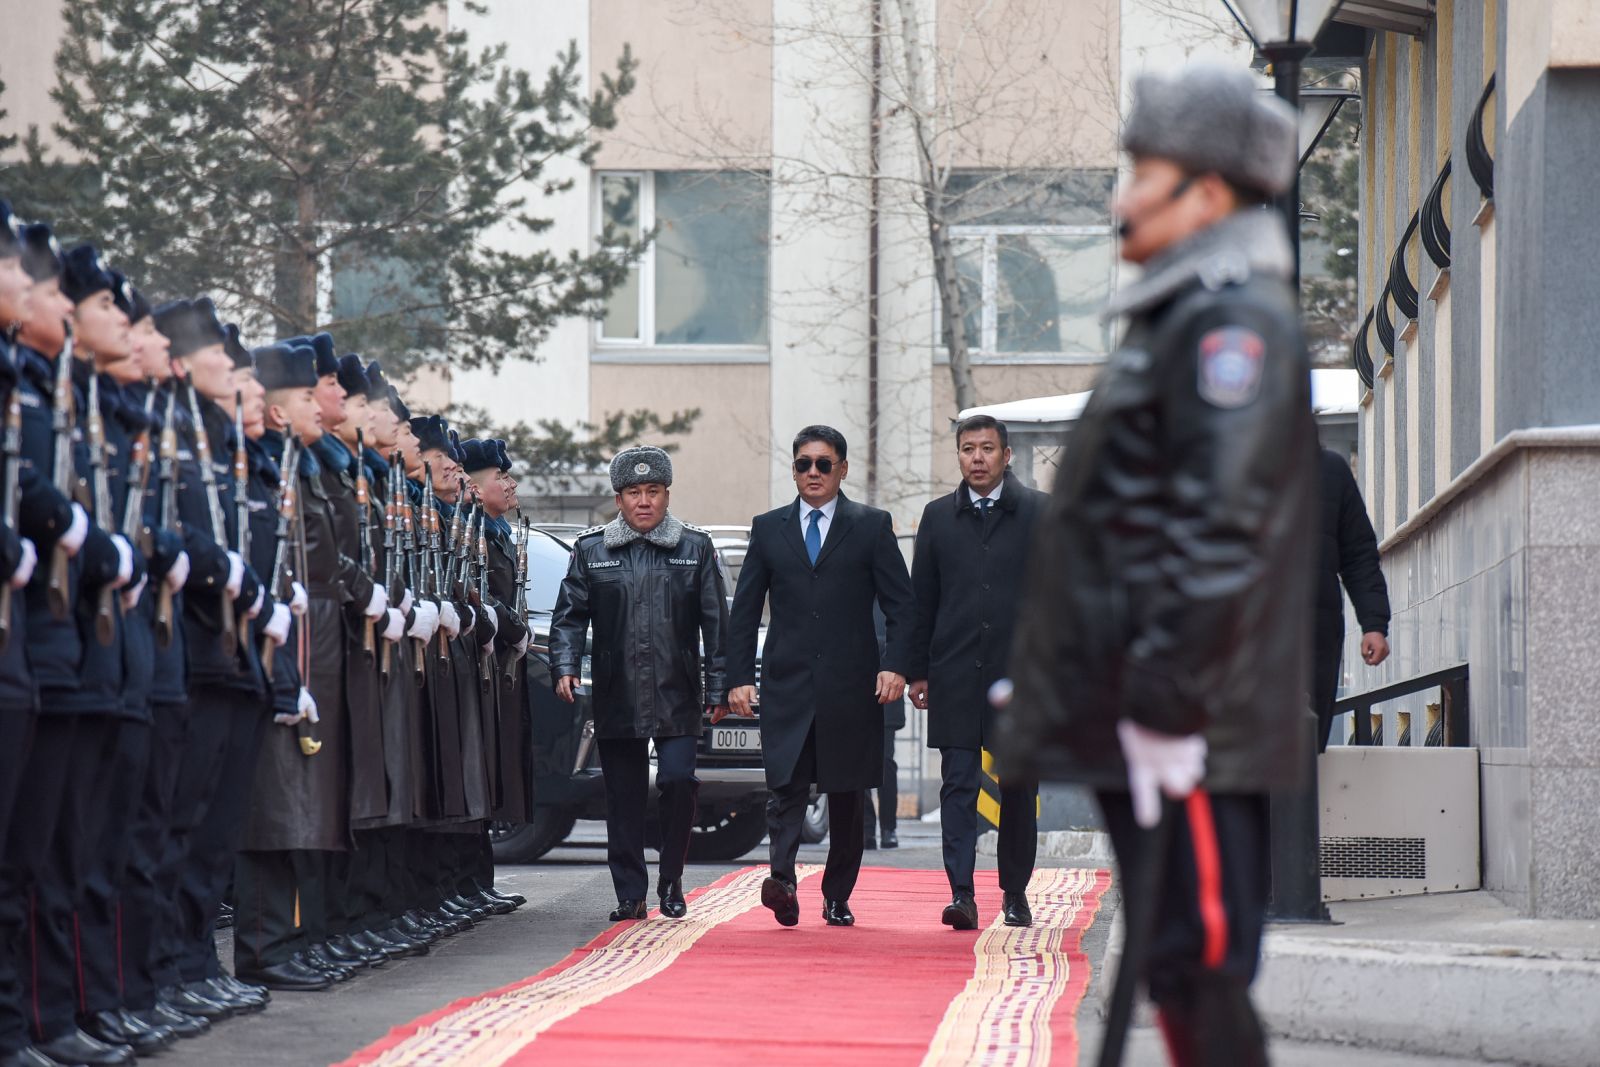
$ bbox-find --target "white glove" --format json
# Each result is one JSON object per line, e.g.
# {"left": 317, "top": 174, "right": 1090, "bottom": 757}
{"left": 300, "top": 686, "right": 319, "bottom": 724}
{"left": 407, "top": 600, "right": 440, "bottom": 643}
{"left": 245, "top": 586, "right": 265, "bottom": 620}
{"left": 462, "top": 605, "right": 476, "bottom": 635}
{"left": 9, "top": 538, "right": 36, "bottom": 589}
{"left": 514, "top": 632, "right": 530, "bottom": 657}
{"left": 110, "top": 534, "right": 134, "bottom": 589}
{"left": 381, "top": 607, "right": 406, "bottom": 642}
{"left": 224, "top": 550, "right": 245, "bottom": 599}
{"left": 398, "top": 587, "right": 413, "bottom": 616}
{"left": 60, "top": 504, "right": 89, "bottom": 557}
{"left": 1117, "top": 719, "right": 1208, "bottom": 830}
{"left": 121, "top": 573, "right": 148, "bottom": 612}
{"left": 438, "top": 600, "right": 461, "bottom": 638}
{"left": 289, "top": 580, "right": 308, "bottom": 616}
{"left": 362, "top": 583, "right": 388, "bottom": 620}
{"left": 164, "top": 551, "right": 190, "bottom": 593}
{"left": 273, "top": 707, "right": 300, "bottom": 726}
{"left": 263, "top": 602, "right": 292, "bottom": 647}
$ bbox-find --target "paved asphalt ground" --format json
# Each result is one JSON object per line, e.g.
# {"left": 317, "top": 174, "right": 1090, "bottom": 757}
{"left": 161, "top": 821, "right": 1472, "bottom": 1066}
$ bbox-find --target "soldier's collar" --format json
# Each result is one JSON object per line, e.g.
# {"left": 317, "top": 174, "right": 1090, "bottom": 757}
{"left": 1103, "top": 208, "right": 1292, "bottom": 320}
{"left": 603, "top": 512, "right": 684, "bottom": 550}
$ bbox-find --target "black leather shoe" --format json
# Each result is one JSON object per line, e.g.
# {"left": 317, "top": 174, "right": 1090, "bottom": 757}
{"left": 79, "top": 1010, "right": 174, "bottom": 1057}
{"left": 480, "top": 885, "right": 526, "bottom": 908}
{"left": 881, "top": 829, "right": 898, "bottom": 849}
{"left": 466, "top": 890, "right": 515, "bottom": 916}
{"left": 608, "top": 899, "right": 648, "bottom": 922}
{"left": 114, "top": 1008, "right": 179, "bottom": 1051}
{"left": 398, "top": 913, "right": 442, "bottom": 942}
{"left": 237, "top": 959, "right": 333, "bottom": 992}
{"left": 218, "top": 974, "right": 271, "bottom": 1003}
{"left": 351, "top": 929, "right": 407, "bottom": 961}
{"left": 942, "top": 892, "right": 979, "bottom": 931}
{"left": 1, "top": 1047, "right": 65, "bottom": 1067}
{"left": 447, "top": 895, "right": 492, "bottom": 921}
{"left": 822, "top": 899, "right": 855, "bottom": 927}
{"left": 1002, "top": 892, "right": 1033, "bottom": 928}
{"left": 760, "top": 876, "right": 800, "bottom": 928}
{"left": 297, "top": 948, "right": 355, "bottom": 982}
{"left": 159, "top": 984, "right": 234, "bottom": 1020}
{"left": 132, "top": 1003, "right": 210, "bottom": 1038}
{"left": 198, "top": 976, "right": 267, "bottom": 1013}
{"left": 323, "top": 934, "right": 379, "bottom": 968}
{"left": 864, "top": 837, "right": 878, "bottom": 851}
{"left": 215, "top": 902, "right": 235, "bottom": 929}
{"left": 371, "top": 926, "right": 430, "bottom": 957}
{"left": 657, "top": 878, "right": 687, "bottom": 919}
{"left": 33, "top": 1028, "right": 135, "bottom": 1065}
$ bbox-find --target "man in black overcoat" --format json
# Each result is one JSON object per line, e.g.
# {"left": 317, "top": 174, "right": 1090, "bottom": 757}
{"left": 908, "top": 414, "right": 1047, "bottom": 930}
{"left": 1315, "top": 446, "right": 1390, "bottom": 751}
{"left": 727, "top": 425, "right": 914, "bottom": 928}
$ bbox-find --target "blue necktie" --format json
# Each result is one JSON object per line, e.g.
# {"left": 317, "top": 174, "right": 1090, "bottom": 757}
{"left": 805, "top": 509, "right": 823, "bottom": 565}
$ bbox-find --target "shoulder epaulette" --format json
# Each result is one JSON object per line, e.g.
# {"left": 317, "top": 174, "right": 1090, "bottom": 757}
{"left": 576, "top": 524, "right": 606, "bottom": 541}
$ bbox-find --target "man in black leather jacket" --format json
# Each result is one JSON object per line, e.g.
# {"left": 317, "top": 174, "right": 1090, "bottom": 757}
{"left": 551, "top": 446, "right": 729, "bottom": 922}
{"left": 998, "top": 64, "right": 1315, "bottom": 1065}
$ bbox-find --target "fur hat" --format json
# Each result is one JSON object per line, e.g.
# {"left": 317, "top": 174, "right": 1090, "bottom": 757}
{"left": 0, "top": 200, "right": 23, "bottom": 259}
{"left": 1122, "top": 63, "right": 1297, "bottom": 199}
{"left": 60, "top": 244, "right": 116, "bottom": 305}
{"left": 362, "top": 359, "right": 391, "bottom": 402}
{"left": 610, "top": 445, "right": 672, "bottom": 492}
{"left": 20, "top": 223, "right": 62, "bottom": 282}
{"left": 254, "top": 342, "right": 318, "bottom": 391}
{"left": 336, "top": 353, "right": 369, "bottom": 398}
{"left": 494, "top": 439, "right": 512, "bottom": 473}
{"left": 410, "top": 414, "right": 450, "bottom": 454}
{"left": 153, "top": 297, "right": 228, "bottom": 358}
{"left": 109, "top": 271, "right": 151, "bottom": 324}
{"left": 455, "top": 437, "right": 497, "bottom": 474}
{"left": 388, "top": 386, "right": 410, "bottom": 423}
{"left": 223, "top": 323, "right": 254, "bottom": 370}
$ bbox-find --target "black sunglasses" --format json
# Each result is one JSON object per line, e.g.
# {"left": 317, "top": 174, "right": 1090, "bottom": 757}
{"left": 793, "top": 456, "right": 835, "bottom": 475}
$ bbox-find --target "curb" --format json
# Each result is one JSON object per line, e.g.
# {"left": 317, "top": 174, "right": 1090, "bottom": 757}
{"left": 977, "top": 828, "right": 1116, "bottom": 865}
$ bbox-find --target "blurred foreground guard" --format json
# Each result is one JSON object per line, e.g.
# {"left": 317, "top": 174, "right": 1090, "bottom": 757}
{"left": 997, "top": 64, "right": 1315, "bottom": 1066}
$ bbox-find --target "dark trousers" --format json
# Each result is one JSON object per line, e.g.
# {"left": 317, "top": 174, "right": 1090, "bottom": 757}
{"left": 940, "top": 746, "right": 1037, "bottom": 896}
{"left": 18, "top": 713, "right": 120, "bottom": 1041}
{"left": 766, "top": 730, "right": 865, "bottom": 902}
{"left": 864, "top": 724, "right": 899, "bottom": 841}
{"left": 597, "top": 735, "right": 698, "bottom": 901}
{"left": 1098, "top": 789, "right": 1272, "bottom": 1065}
{"left": 79, "top": 718, "right": 153, "bottom": 1015}
{"left": 177, "top": 694, "right": 268, "bottom": 982}
{"left": 0, "top": 709, "right": 54, "bottom": 1056}
{"left": 233, "top": 849, "right": 330, "bottom": 970}
{"left": 120, "top": 701, "right": 188, "bottom": 1010}
{"left": 155, "top": 688, "right": 231, "bottom": 992}
{"left": 1313, "top": 629, "right": 1344, "bottom": 754}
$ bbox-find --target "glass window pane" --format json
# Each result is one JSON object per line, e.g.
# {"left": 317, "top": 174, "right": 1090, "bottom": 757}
{"left": 601, "top": 175, "right": 642, "bottom": 241}
{"left": 946, "top": 170, "right": 1115, "bottom": 227}
{"left": 942, "top": 237, "right": 985, "bottom": 352}
{"left": 601, "top": 267, "right": 641, "bottom": 340}
{"left": 654, "top": 171, "right": 769, "bottom": 346}
{"left": 994, "top": 234, "right": 1114, "bottom": 354}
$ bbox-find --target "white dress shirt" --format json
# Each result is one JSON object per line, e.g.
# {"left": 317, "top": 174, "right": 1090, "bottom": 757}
{"left": 967, "top": 482, "right": 1003, "bottom": 509}
{"left": 800, "top": 494, "right": 840, "bottom": 549}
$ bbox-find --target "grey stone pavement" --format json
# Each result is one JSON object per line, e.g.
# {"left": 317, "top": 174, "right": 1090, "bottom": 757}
{"left": 158, "top": 821, "right": 1476, "bottom": 1066}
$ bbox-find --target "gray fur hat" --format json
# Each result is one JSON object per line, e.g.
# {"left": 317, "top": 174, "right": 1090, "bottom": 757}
{"left": 610, "top": 445, "right": 673, "bottom": 492}
{"left": 1122, "top": 63, "right": 1297, "bottom": 198}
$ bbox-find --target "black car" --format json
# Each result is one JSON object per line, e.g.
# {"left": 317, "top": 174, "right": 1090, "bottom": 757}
{"left": 489, "top": 525, "right": 770, "bottom": 863}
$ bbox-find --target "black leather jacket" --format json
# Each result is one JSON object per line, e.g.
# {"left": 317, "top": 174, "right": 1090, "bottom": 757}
{"left": 998, "top": 210, "right": 1317, "bottom": 793}
{"left": 550, "top": 514, "right": 729, "bottom": 740}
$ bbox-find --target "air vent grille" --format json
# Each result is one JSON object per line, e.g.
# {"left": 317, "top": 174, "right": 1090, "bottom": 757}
{"left": 1320, "top": 835, "right": 1426, "bottom": 880}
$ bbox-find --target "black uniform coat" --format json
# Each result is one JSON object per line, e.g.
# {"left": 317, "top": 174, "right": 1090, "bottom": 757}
{"left": 999, "top": 210, "right": 1317, "bottom": 793}
{"left": 485, "top": 519, "right": 533, "bottom": 822}
{"left": 727, "top": 494, "right": 914, "bottom": 792}
{"left": 907, "top": 470, "right": 1047, "bottom": 750}
{"left": 126, "top": 380, "right": 188, "bottom": 711}
{"left": 551, "top": 514, "right": 729, "bottom": 743}
{"left": 362, "top": 449, "right": 420, "bottom": 829}
{"left": 412, "top": 482, "right": 467, "bottom": 820}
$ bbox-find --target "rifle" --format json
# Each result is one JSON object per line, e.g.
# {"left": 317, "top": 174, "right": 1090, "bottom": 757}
{"left": 423, "top": 463, "right": 448, "bottom": 670}
{"left": 121, "top": 384, "right": 158, "bottom": 552}
{"left": 0, "top": 339, "right": 22, "bottom": 650}
{"left": 292, "top": 479, "right": 320, "bottom": 757}
{"left": 401, "top": 457, "right": 425, "bottom": 685}
{"left": 354, "top": 429, "right": 375, "bottom": 660}
{"left": 85, "top": 373, "right": 116, "bottom": 645}
{"left": 378, "top": 441, "right": 395, "bottom": 682}
{"left": 45, "top": 323, "right": 76, "bottom": 620}
{"left": 260, "top": 437, "right": 300, "bottom": 682}
{"left": 153, "top": 385, "right": 181, "bottom": 647}
{"left": 185, "top": 380, "right": 236, "bottom": 655}
{"left": 474, "top": 504, "right": 492, "bottom": 684}
{"left": 444, "top": 480, "right": 466, "bottom": 597}
{"left": 232, "top": 391, "right": 250, "bottom": 654}
{"left": 503, "top": 514, "right": 529, "bottom": 683}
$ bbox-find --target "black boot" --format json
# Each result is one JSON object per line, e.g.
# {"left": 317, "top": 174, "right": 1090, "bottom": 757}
{"left": 657, "top": 878, "right": 687, "bottom": 919}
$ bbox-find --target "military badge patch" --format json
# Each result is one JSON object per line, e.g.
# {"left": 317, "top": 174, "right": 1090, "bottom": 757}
{"left": 1197, "top": 327, "right": 1265, "bottom": 408}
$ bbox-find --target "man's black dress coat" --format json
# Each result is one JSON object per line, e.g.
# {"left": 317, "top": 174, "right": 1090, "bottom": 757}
{"left": 907, "top": 470, "right": 1048, "bottom": 750}
{"left": 728, "top": 493, "right": 914, "bottom": 793}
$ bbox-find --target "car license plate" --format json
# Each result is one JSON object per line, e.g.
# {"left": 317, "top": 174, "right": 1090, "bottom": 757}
{"left": 710, "top": 726, "right": 761, "bottom": 752}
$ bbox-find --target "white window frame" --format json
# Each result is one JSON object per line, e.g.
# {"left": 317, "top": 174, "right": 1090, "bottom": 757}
{"left": 591, "top": 170, "right": 769, "bottom": 364}
{"left": 938, "top": 222, "right": 1115, "bottom": 366}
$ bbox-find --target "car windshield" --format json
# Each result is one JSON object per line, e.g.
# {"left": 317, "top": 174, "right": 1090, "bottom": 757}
{"left": 522, "top": 530, "right": 571, "bottom": 617}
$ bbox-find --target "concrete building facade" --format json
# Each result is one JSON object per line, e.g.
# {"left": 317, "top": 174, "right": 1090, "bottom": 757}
{"left": 1346, "top": 0, "right": 1600, "bottom": 919}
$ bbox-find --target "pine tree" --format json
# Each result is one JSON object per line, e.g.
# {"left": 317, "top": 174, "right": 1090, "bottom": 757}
{"left": 3, "top": 0, "right": 643, "bottom": 376}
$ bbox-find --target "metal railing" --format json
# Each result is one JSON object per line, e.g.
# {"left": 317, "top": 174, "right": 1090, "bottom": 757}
{"left": 1330, "top": 664, "right": 1470, "bottom": 747}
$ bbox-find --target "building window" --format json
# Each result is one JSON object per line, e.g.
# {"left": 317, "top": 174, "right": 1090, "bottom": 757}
{"left": 596, "top": 171, "right": 770, "bottom": 351}
{"left": 942, "top": 170, "right": 1116, "bottom": 362}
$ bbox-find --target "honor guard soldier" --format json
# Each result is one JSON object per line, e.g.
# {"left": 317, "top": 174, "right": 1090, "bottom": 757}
{"left": 551, "top": 446, "right": 730, "bottom": 922}
{"left": 3, "top": 225, "right": 140, "bottom": 1067}
{"left": 998, "top": 64, "right": 1314, "bottom": 1064}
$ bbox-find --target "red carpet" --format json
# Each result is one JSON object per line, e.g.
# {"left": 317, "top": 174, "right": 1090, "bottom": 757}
{"left": 336, "top": 865, "right": 1110, "bottom": 1067}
